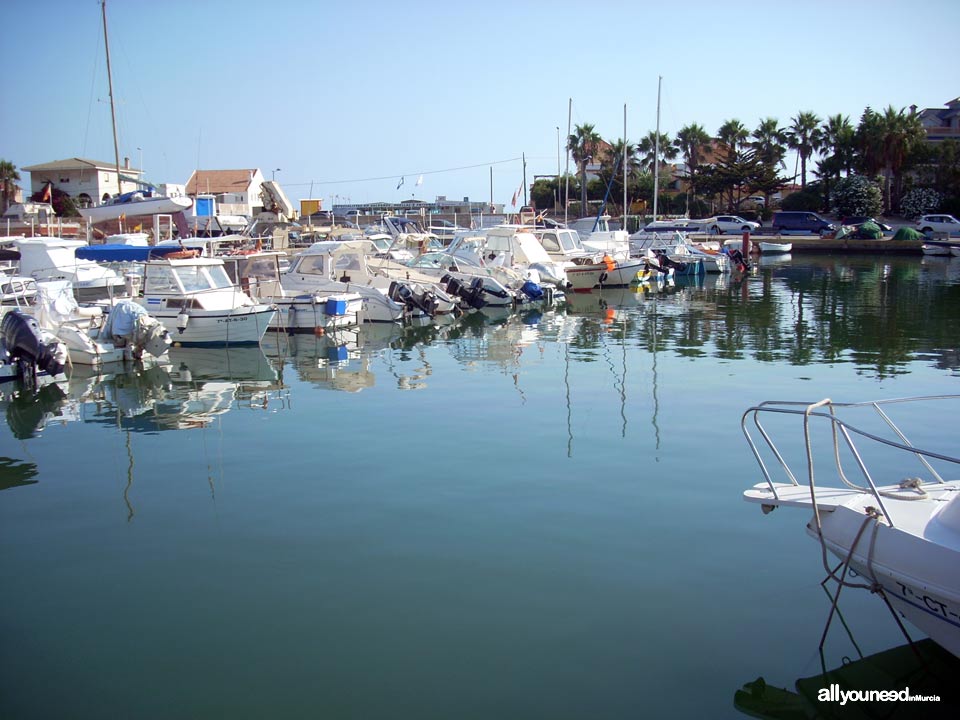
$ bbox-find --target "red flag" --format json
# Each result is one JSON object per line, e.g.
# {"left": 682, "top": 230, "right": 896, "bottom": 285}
{"left": 41, "top": 183, "right": 51, "bottom": 202}
{"left": 511, "top": 181, "right": 523, "bottom": 208}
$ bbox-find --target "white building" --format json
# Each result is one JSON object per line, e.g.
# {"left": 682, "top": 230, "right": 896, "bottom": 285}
{"left": 22, "top": 157, "right": 145, "bottom": 207}
{"left": 184, "top": 169, "right": 266, "bottom": 218}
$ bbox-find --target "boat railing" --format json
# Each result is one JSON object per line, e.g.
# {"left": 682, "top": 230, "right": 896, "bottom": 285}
{"left": 741, "top": 396, "right": 960, "bottom": 529}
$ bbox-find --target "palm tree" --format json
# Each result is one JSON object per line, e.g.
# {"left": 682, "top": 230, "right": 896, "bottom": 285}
{"left": 786, "top": 111, "right": 822, "bottom": 188}
{"left": 820, "top": 114, "right": 856, "bottom": 176}
{"left": 855, "top": 107, "right": 885, "bottom": 177}
{"left": 636, "top": 130, "right": 677, "bottom": 172}
{"left": 878, "top": 105, "right": 927, "bottom": 211}
{"left": 673, "top": 123, "right": 712, "bottom": 204}
{"left": 751, "top": 118, "right": 787, "bottom": 170}
{"left": 567, "top": 123, "right": 602, "bottom": 214}
{"left": 816, "top": 114, "right": 855, "bottom": 207}
{"left": 599, "top": 138, "right": 639, "bottom": 213}
{"left": 0, "top": 159, "right": 20, "bottom": 214}
{"left": 717, "top": 119, "right": 749, "bottom": 161}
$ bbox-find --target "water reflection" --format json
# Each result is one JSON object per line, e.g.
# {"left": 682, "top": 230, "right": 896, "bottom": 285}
{"left": 0, "top": 346, "right": 285, "bottom": 437}
{"left": 0, "top": 456, "right": 39, "bottom": 490}
{"left": 734, "top": 638, "right": 957, "bottom": 719}
{"left": 2, "top": 256, "right": 958, "bottom": 437}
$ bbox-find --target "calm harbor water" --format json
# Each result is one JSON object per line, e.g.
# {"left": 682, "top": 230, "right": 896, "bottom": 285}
{"left": 2, "top": 254, "right": 959, "bottom": 718}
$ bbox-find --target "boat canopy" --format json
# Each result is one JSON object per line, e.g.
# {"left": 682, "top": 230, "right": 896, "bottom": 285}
{"left": 75, "top": 244, "right": 196, "bottom": 262}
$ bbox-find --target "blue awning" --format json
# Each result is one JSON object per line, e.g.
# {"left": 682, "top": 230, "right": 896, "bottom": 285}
{"left": 75, "top": 244, "right": 190, "bottom": 262}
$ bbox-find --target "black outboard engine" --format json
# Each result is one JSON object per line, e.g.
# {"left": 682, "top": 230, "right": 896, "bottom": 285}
{"left": 440, "top": 274, "right": 485, "bottom": 310}
{"left": 388, "top": 280, "right": 437, "bottom": 317}
{"left": 1, "top": 310, "right": 66, "bottom": 384}
{"left": 727, "top": 248, "right": 751, "bottom": 273}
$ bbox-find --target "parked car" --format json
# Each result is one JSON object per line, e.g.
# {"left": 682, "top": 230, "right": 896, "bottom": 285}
{"left": 703, "top": 215, "right": 760, "bottom": 235}
{"left": 771, "top": 211, "right": 836, "bottom": 236}
{"left": 916, "top": 214, "right": 960, "bottom": 237}
{"left": 840, "top": 216, "right": 893, "bottom": 232}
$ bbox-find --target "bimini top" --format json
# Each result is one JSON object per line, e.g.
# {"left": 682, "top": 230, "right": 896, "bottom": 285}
{"left": 75, "top": 244, "right": 198, "bottom": 262}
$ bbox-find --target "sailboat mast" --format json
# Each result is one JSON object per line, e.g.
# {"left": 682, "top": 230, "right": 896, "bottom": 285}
{"left": 653, "top": 76, "right": 661, "bottom": 220}
{"left": 564, "top": 98, "right": 572, "bottom": 225}
{"left": 102, "top": 0, "right": 122, "bottom": 196}
{"left": 623, "top": 104, "right": 627, "bottom": 230}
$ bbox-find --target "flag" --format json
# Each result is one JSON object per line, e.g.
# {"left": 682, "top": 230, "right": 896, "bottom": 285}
{"left": 119, "top": 212, "right": 126, "bottom": 221}
{"left": 416, "top": 175, "right": 423, "bottom": 186}
{"left": 396, "top": 177, "right": 405, "bottom": 190}
{"left": 511, "top": 181, "right": 523, "bottom": 208}
{"left": 41, "top": 183, "right": 51, "bottom": 202}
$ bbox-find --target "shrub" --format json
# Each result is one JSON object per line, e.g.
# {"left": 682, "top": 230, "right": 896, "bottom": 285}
{"left": 781, "top": 188, "right": 823, "bottom": 212}
{"left": 830, "top": 175, "right": 882, "bottom": 217}
{"left": 899, "top": 187, "right": 943, "bottom": 218}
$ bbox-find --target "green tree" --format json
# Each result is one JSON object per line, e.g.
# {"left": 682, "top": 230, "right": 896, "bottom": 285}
{"left": 636, "top": 130, "right": 677, "bottom": 172}
{"left": 717, "top": 119, "right": 749, "bottom": 160}
{"left": 0, "top": 159, "right": 20, "bottom": 214}
{"left": 751, "top": 118, "right": 788, "bottom": 168}
{"left": 673, "top": 123, "right": 712, "bottom": 207}
{"left": 786, "top": 111, "right": 822, "bottom": 189}
{"left": 830, "top": 175, "right": 882, "bottom": 217}
{"left": 567, "top": 123, "right": 602, "bottom": 218}
{"left": 596, "top": 138, "right": 640, "bottom": 215}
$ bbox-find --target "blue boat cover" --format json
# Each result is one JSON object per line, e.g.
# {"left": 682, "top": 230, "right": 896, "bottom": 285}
{"left": 74, "top": 244, "right": 189, "bottom": 262}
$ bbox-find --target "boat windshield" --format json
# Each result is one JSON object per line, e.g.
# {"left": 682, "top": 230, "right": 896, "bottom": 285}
{"left": 173, "top": 263, "right": 234, "bottom": 292}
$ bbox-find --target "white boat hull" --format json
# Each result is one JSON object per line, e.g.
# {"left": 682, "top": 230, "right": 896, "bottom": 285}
{"left": 272, "top": 294, "right": 363, "bottom": 333}
{"left": 140, "top": 303, "right": 276, "bottom": 346}
{"left": 79, "top": 196, "right": 192, "bottom": 222}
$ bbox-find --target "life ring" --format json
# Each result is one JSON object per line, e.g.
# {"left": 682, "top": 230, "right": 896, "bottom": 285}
{"left": 166, "top": 249, "right": 200, "bottom": 259}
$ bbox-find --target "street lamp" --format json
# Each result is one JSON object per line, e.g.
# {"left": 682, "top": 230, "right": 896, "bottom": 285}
{"left": 272, "top": 168, "right": 281, "bottom": 181}
{"left": 137, "top": 146, "right": 143, "bottom": 177}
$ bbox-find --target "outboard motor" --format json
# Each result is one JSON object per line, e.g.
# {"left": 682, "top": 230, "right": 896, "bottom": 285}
{"left": 727, "top": 247, "right": 751, "bottom": 274}
{"left": 389, "top": 280, "right": 435, "bottom": 317}
{"left": 1, "top": 310, "right": 67, "bottom": 384}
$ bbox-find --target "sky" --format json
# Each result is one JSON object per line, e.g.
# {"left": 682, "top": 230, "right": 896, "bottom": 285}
{"left": 3, "top": 0, "right": 958, "bottom": 212}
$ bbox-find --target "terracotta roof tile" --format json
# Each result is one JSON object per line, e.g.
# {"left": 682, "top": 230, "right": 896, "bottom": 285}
{"left": 186, "top": 169, "right": 258, "bottom": 195}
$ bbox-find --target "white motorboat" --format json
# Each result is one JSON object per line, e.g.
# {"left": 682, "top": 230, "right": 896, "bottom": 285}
{"left": 446, "top": 226, "right": 569, "bottom": 289}
{"left": 75, "top": 245, "right": 276, "bottom": 346}
{"left": 403, "top": 250, "right": 555, "bottom": 309}
{"left": 534, "top": 227, "right": 649, "bottom": 291}
{"left": 32, "top": 280, "right": 169, "bottom": 366}
{"left": 724, "top": 237, "right": 793, "bottom": 254}
{"left": 742, "top": 396, "right": 960, "bottom": 659}
{"left": 218, "top": 250, "right": 363, "bottom": 333}
{"left": 15, "top": 237, "right": 125, "bottom": 301}
{"left": 79, "top": 193, "right": 193, "bottom": 223}
{"left": 282, "top": 240, "right": 455, "bottom": 321}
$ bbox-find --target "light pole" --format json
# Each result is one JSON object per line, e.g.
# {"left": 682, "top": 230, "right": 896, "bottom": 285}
{"left": 272, "top": 168, "right": 281, "bottom": 181}
{"left": 137, "top": 147, "right": 143, "bottom": 180}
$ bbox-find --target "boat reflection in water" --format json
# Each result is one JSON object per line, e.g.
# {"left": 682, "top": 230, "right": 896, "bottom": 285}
{"left": 1, "top": 346, "right": 285, "bottom": 436}
{"left": 734, "top": 638, "right": 957, "bottom": 719}
{"left": 262, "top": 324, "right": 405, "bottom": 392}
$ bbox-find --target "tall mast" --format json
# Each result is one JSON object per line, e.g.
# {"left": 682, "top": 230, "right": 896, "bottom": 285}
{"left": 653, "top": 76, "right": 661, "bottom": 220}
{"left": 623, "top": 104, "right": 627, "bottom": 228}
{"left": 564, "top": 98, "right": 572, "bottom": 225}
{"left": 102, "top": 0, "right": 122, "bottom": 195}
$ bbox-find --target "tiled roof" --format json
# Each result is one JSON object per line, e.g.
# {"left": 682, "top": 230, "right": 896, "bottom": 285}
{"left": 22, "top": 157, "right": 135, "bottom": 172}
{"left": 186, "top": 169, "right": 258, "bottom": 195}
